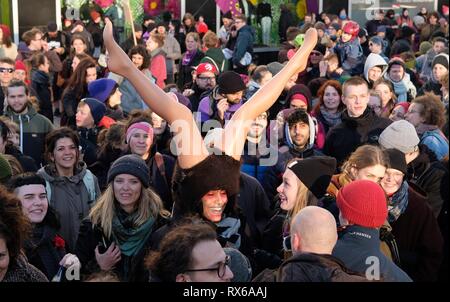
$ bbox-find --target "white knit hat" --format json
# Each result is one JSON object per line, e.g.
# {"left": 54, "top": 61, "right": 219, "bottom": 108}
{"left": 378, "top": 120, "right": 420, "bottom": 153}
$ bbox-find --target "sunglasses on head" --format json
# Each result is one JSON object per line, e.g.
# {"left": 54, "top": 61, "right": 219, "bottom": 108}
{"left": 0, "top": 67, "right": 14, "bottom": 73}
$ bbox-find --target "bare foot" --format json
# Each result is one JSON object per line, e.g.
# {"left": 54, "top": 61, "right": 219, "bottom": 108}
{"left": 289, "top": 28, "right": 318, "bottom": 74}
{"left": 103, "top": 19, "right": 134, "bottom": 76}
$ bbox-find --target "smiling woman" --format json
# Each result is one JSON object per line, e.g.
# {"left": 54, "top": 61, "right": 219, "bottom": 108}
{"left": 37, "top": 127, "right": 100, "bottom": 252}
{"left": 74, "top": 154, "right": 170, "bottom": 281}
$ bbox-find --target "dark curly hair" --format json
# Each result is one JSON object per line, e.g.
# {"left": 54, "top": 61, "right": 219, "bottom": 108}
{"left": 145, "top": 217, "right": 217, "bottom": 281}
{"left": 44, "top": 127, "right": 81, "bottom": 163}
{"left": 128, "top": 45, "right": 151, "bottom": 70}
{"left": 0, "top": 185, "right": 31, "bottom": 266}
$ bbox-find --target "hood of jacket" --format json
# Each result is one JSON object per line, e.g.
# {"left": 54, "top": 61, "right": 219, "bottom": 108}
{"left": 284, "top": 113, "right": 317, "bottom": 152}
{"left": 38, "top": 161, "right": 88, "bottom": 185}
{"left": 364, "top": 53, "right": 388, "bottom": 83}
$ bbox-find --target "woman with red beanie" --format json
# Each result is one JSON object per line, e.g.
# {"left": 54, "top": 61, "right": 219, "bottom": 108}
{"left": 0, "top": 24, "right": 18, "bottom": 60}
{"left": 332, "top": 179, "right": 412, "bottom": 282}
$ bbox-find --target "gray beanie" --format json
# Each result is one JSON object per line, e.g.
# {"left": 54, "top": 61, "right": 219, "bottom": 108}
{"left": 224, "top": 247, "right": 252, "bottom": 282}
{"left": 267, "top": 61, "right": 285, "bottom": 76}
{"left": 378, "top": 120, "right": 420, "bottom": 153}
{"left": 107, "top": 154, "right": 150, "bottom": 187}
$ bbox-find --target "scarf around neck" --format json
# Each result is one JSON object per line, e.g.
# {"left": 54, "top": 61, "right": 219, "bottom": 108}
{"left": 416, "top": 123, "right": 439, "bottom": 136}
{"left": 182, "top": 49, "right": 197, "bottom": 66}
{"left": 320, "top": 106, "right": 342, "bottom": 127}
{"left": 387, "top": 180, "right": 409, "bottom": 223}
{"left": 112, "top": 207, "right": 155, "bottom": 257}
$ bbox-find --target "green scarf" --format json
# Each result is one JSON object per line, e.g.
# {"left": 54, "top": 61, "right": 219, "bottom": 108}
{"left": 111, "top": 208, "right": 155, "bottom": 257}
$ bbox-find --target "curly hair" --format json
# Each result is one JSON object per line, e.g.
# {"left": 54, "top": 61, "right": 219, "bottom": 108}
{"left": 412, "top": 93, "right": 446, "bottom": 128}
{"left": 128, "top": 45, "right": 151, "bottom": 70}
{"left": 0, "top": 185, "right": 31, "bottom": 266}
{"left": 145, "top": 217, "right": 217, "bottom": 282}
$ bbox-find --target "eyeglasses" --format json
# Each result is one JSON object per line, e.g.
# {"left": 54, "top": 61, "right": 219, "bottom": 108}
{"left": 184, "top": 255, "right": 231, "bottom": 278}
{"left": 310, "top": 51, "right": 322, "bottom": 56}
{"left": 408, "top": 110, "right": 421, "bottom": 114}
{"left": 0, "top": 67, "right": 14, "bottom": 73}
{"left": 197, "top": 76, "right": 216, "bottom": 81}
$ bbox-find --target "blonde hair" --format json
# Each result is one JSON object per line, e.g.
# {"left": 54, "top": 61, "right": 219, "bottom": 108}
{"left": 89, "top": 184, "right": 170, "bottom": 238}
{"left": 341, "top": 145, "right": 388, "bottom": 180}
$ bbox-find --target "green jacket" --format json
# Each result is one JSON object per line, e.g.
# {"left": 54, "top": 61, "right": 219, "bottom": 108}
{"left": 5, "top": 104, "right": 54, "bottom": 167}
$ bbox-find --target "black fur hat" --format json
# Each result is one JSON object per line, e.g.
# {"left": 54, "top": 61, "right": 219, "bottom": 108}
{"left": 171, "top": 154, "right": 241, "bottom": 220}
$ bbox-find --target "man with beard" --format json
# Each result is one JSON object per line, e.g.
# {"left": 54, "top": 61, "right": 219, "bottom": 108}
{"left": 183, "top": 62, "right": 218, "bottom": 112}
{"left": 241, "top": 111, "right": 277, "bottom": 185}
{"left": 263, "top": 109, "right": 322, "bottom": 202}
{"left": 198, "top": 71, "right": 246, "bottom": 130}
{"left": 4, "top": 81, "right": 54, "bottom": 167}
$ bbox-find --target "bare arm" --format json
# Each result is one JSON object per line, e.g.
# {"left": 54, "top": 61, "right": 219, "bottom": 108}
{"left": 103, "top": 19, "right": 208, "bottom": 168}
{"left": 223, "top": 28, "right": 318, "bottom": 160}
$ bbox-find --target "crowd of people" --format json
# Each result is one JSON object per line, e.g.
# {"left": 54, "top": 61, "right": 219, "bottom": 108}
{"left": 0, "top": 4, "right": 448, "bottom": 283}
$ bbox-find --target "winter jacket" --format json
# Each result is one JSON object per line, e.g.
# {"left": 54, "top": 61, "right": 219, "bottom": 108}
{"left": 24, "top": 223, "right": 66, "bottom": 280}
{"left": 177, "top": 50, "right": 204, "bottom": 90}
{"left": 0, "top": 86, "right": 6, "bottom": 115}
{"left": 420, "top": 129, "right": 449, "bottom": 161}
{"left": 37, "top": 162, "right": 100, "bottom": 252}
{"left": 407, "top": 144, "right": 449, "bottom": 218}
{"left": 5, "top": 104, "right": 54, "bottom": 167}
{"left": 78, "top": 127, "right": 100, "bottom": 167}
{"left": 364, "top": 53, "right": 388, "bottom": 88}
{"left": 187, "top": 82, "right": 212, "bottom": 112}
{"left": 232, "top": 25, "right": 255, "bottom": 68}
{"left": 30, "top": 70, "right": 53, "bottom": 122}
{"left": 2, "top": 255, "right": 48, "bottom": 282}
{"left": 323, "top": 108, "right": 392, "bottom": 167}
{"left": 162, "top": 34, "right": 182, "bottom": 76}
{"left": 332, "top": 38, "right": 364, "bottom": 76}
{"left": 332, "top": 225, "right": 412, "bottom": 282}
{"left": 75, "top": 213, "right": 169, "bottom": 282}
{"left": 419, "top": 79, "right": 442, "bottom": 97}
{"left": 254, "top": 253, "right": 370, "bottom": 282}
{"left": 390, "top": 183, "right": 444, "bottom": 281}
{"left": 113, "top": 69, "right": 154, "bottom": 115}
{"left": 4, "top": 144, "right": 38, "bottom": 172}
{"left": 144, "top": 146, "right": 176, "bottom": 212}
{"left": 149, "top": 48, "right": 167, "bottom": 89}
{"left": 237, "top": 173, "right": 272, "bottom": 249}
{"left": 201, "top": 48, "right": 229, "bottom": 72}
{"left": 241, "top": 140, "right": 278, "bottom": 185}
{"left": 198, "top": 86, "right": 244, "bottom": 126}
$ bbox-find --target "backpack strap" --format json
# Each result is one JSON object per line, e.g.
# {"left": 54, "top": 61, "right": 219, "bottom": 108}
{"left": 45, "top": 180, "right": 52, "bottom": 205}
{"left": 83, "top": 169, "right": 97, "bottom": 204}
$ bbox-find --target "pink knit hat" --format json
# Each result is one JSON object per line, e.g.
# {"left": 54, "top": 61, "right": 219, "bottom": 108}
{"left": 336, "top": 180, "right": 388, "bottom": 228}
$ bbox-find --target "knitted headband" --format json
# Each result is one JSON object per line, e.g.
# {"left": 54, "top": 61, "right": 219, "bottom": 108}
{"left": 290, "top": 94, "right": 308, "bottom": 106}
{"left": 126, "top": 122, "right": 154, "bottom": 144}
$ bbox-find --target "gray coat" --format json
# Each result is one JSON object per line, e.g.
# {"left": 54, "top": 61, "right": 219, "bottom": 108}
{"left": 37, "top": 162, "right": 100, "bottom": 252}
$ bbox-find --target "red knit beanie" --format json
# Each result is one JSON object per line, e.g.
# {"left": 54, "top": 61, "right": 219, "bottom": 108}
{"left": 0, "top": 24, "right": 11, "bottom": 39}
{"left": 336, "top": 180, "right": 388, "bottom": 228}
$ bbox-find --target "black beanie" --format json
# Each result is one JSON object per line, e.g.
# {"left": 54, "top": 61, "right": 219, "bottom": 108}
{"left": 314, "top": 43, "right": 326, "bottom": 55}
{"left": 432, "top": 53, "right": 449, "bottom": 71}
{"left": 385, "top": 148, "right": 407, "bottom": 175}
{"left": 287, "top": 156, "right": 337, "bottom": 199}
{"left": 218, "top": 71, "right": 246, "bottom": 95}
{"left": 107, "top": 154, "right": 150, "bottom": 187}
